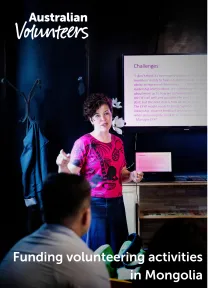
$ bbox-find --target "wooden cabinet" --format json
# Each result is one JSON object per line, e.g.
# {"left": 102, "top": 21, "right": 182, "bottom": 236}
{"left": 123, "top": 181, "right": 207, "bottom": 246}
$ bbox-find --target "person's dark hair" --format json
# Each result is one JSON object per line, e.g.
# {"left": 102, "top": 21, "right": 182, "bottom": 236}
{"left": 42, "top": 173, "right": 91, "bottom": 224}
{"left": 83, "top": 93, "right": 113, "bottom": 120}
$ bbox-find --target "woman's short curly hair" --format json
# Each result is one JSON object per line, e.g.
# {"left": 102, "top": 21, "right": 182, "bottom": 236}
{"left": 83, "top": 93, "right": 113, "bottom": 120}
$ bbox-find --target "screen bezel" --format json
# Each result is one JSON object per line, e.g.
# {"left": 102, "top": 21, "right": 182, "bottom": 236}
{"left": 121, "top": 53, "right": 207, "bottom": 133}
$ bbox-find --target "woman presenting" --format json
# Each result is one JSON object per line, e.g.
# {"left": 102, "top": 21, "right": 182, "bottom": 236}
{"left": 56, "top": 93, "right": 143, "bottom": 253}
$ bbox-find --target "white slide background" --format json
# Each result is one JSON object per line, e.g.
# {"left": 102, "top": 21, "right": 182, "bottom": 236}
{"left": 123, "top": 54, "right": 207, "bottom": 127}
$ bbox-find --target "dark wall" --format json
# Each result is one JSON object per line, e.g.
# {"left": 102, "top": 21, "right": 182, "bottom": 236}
{"left": 14, "top": 1, "right": 91, "bottom": 172}
{"left": 88, "top": 0, "right": 207, "bottom": 172}
{"left": 0, "top": 0, "right": 27, "bottom": 260}
{"left": 0, "top": 0, "right": 207, "bottom": 259}
{"left": 0, "top": 0, "right": 93, "bottom": 259}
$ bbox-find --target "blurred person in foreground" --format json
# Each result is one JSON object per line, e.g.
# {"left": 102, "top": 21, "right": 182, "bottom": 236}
{"left": 0, "top": 173, "right": 110, "bottom": 288}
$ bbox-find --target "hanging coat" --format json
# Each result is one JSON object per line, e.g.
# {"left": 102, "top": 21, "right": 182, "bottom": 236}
{"left": 20, "top": 121, "right": 49, "bottom": 211}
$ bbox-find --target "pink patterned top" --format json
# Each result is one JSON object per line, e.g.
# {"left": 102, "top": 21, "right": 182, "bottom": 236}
{"left": 70, "top": 133, "right": 126, "bottom": 198}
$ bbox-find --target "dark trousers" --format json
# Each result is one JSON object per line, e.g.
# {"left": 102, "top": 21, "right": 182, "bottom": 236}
{"left": 82, "top": 196, "right": 129, "bottom": 254}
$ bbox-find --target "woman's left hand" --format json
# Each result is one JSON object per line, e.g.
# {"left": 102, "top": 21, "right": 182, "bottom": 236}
{"left": 130, "top": 171, "right": 144, "bottom": 183}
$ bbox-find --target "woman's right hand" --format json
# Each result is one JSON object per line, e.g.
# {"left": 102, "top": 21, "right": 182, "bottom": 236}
{"left": 56, "top": 149, "right": 70, "bottom": 170}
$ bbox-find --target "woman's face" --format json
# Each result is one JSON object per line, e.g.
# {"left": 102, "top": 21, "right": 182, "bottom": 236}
{"left": 90, "top": 104, "right": 112, "bottom": 132}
